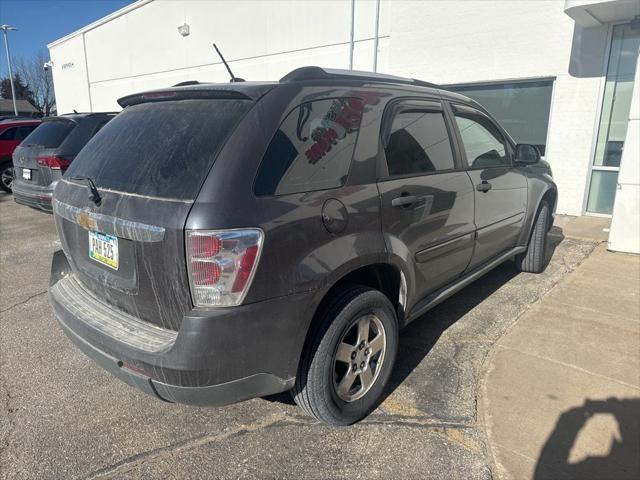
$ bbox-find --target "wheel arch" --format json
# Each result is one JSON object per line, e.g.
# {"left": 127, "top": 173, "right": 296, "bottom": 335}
{"left": 322, "top": 262, "right": 404, "bottom": 318}
{"left": 294, "top": 261, "right": 405, "bottom": 375}
{"left": 519, "top": 183, "right": 557, "bottom": 245}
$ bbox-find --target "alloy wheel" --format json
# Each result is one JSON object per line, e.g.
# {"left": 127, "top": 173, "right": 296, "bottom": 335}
{"left": 332, "top": 314, "right": 386, "bottom": 402}
{"left": 1, "top": 165, "right": 12, "bottom": 191}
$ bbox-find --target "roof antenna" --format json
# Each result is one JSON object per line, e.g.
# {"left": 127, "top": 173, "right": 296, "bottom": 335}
{"left": 213, "top": 44, "right": 244, "bottom": 83}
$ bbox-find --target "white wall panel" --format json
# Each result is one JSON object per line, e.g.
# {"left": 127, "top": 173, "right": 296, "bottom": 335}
{"left": 48, "top": 35, "right": 92, "bottom": 114}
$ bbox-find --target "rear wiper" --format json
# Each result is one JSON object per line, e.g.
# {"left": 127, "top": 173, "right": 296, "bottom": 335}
{"left": 68, "top": 176, "right": 102, "bottom": 206}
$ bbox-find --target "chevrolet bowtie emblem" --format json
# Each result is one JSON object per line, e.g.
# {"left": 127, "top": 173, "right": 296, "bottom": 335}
{"left": 76, "top": 211, "right": 97, "bottom": 231}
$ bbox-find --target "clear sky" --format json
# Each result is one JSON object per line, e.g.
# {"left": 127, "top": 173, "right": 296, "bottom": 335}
{"left": 0, "top": 0, "right": 133, "bottom": 76}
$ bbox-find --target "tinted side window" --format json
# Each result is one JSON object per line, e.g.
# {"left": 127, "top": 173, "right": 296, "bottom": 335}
{"left": 16, "top": 125, "right": 37, "bottom": 140}
{"left": 385, "top": 110, "right": 455, "bottom": 176}
{"left": 454, "top": 108, "right": 509, "bottom": 168}
{"left": 254, "top": 98, "right": 363, "bottom": 196}
{"left": 0, "top": 127, "right": 16, "bottom": 141}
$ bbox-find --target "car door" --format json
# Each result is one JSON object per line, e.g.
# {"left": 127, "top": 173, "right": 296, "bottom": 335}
{"left": 448, "top": 103, "right": 528, "bottom": 270}
{"left": 377, "top": 99, "right": 476, "bottom": 306}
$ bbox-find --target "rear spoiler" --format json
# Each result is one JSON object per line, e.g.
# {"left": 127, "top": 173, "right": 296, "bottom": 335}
{"left": 118, "top": 83, "right": 275, "bottom": 108}
{"left": 42, "top": 116, "right": 78, "bottom": 124}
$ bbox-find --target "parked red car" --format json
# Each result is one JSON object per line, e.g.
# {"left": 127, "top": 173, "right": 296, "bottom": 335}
{"left": 0, "top": 118, "right": 42, "bottom": 192}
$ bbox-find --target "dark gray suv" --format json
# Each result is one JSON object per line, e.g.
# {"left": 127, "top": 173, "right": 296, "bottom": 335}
{"left": 12, "top": 112, "right": 115, "bottom": 212}
{"left": 48, "top": 68, "right": 556, "bottom": 425}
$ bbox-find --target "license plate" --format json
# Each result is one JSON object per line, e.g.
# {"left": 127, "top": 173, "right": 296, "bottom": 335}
{"left": 22, "top": 168, "right": 31, "bottom": 180}
{"left": 89, "top": 231, "right": 119, "bottom": 270}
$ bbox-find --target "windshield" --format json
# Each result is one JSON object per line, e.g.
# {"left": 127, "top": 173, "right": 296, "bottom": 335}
{"left": 64, "top": 99, "right": 253, "bottom": 200}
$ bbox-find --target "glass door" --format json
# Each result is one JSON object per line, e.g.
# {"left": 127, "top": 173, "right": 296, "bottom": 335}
{"left": 586, "top": 23, "right": 640, "bottom": 215}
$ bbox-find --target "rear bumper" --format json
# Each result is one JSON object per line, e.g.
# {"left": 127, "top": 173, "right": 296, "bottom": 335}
{"left": 49, "top": 250, "right": 317, "bottom": 406}
{"left": 56, "top": 312, "right": 293, "bottom": 406}
{"left": 12, "top": 180, "right": 53, "bottom": 213}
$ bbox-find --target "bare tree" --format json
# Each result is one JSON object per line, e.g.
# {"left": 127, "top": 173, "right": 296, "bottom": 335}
{"left": 15, "top": 50, "right": 56, "bottom": 116}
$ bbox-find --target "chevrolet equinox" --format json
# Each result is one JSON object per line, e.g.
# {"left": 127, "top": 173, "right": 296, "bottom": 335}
{"left": 49, "top": 67, "right": 557, "bottom": 425}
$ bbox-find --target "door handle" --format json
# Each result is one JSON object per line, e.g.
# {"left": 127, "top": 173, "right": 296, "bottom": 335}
{"left": 392, "top": 194, "right": 417, "bottom": 207}
{"left": 476, "top": 181, "right": 492, "bottom": 193}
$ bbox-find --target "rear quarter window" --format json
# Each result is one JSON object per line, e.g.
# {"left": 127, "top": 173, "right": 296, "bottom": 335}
{"left": 254, "top": 98, "right": 364, "bottom": 196}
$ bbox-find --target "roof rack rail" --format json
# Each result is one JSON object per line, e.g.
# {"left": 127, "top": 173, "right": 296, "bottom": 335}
{"left": 280, "top": 66, "right": 441, "bottom": 89}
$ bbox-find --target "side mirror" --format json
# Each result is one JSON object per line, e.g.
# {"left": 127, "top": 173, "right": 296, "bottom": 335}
{"left": 515, "top": 144, "right": 541, "bottom": 164}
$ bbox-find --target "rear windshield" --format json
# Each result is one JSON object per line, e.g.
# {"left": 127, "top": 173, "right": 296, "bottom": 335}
{"left": 64, "top": 99, "right": 252, "bottom": 200}
{"left": 23, "top": 120, "right": 75, "bottom": 148}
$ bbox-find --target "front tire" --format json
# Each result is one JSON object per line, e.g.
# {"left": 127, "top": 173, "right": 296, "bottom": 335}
{"left": 292, "top": 285, "right": 398, "bottom": 425}
{"left": 516, "top": 200, "right": 551, "bottom": 273}
{"left": 0, "top": 160, "right": 13, "bottom": 193}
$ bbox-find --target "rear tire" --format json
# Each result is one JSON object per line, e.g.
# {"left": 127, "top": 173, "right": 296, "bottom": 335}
{"left": 292, "top": 285, "right": 398, "bottom": 425}
{"left": 516, "top": 200, "right": 550, "bottom": 273}
{"left": 0, "top": 160, "right": 13, "bottom": 193}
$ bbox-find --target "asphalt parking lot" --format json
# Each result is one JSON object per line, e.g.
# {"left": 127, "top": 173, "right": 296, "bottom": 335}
{"left": 0, "top": 192, "right": 597, "bottom": 479}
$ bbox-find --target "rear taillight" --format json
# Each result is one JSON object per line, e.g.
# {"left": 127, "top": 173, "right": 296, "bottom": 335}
{"left": 186, "top": 229, "right": 263, "bottom": 307}
{"left": 37, "top": 155, "right": 71, "bottom": 171}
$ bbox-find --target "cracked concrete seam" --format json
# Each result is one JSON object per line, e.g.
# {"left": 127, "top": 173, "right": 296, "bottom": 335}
{"left": 85, "top": 412, "right": 482, "bottom": 480}
{"left": 85, "top": 412, "right": 291, "bottom": 479}
{"left": 0, "top": 290, "right": 48, "bottom": 314}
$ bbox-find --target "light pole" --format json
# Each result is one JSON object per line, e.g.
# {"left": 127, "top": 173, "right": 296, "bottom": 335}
{"left": 1, "top": 24, "right": 18, "bottom": 116}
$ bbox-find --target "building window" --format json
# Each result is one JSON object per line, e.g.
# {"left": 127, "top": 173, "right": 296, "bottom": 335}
{"left": 586, "top": 23, "right": 640, "bottom": 215}
{"left": 448, "top": 79, "right": 553, "bottom": 156}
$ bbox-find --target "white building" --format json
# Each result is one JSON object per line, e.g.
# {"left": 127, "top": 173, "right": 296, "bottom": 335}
{"left": 47, "top": 0, "right": 640, "bottom": 253}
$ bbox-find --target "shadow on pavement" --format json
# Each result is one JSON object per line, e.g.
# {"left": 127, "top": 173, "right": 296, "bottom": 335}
{"left": 385, "top": 261, "right": 518, "bottom": 398}
{"left": 534, "top": 397, "right": 640, "bottom": 480}
{"left": 383, "top": 226, "right": 565, "bottom": 401}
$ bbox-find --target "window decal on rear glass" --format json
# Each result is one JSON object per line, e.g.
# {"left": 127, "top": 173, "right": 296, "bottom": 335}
{"left": 304, "top": 98, "right": 363, "bottom": 164}
{"left": 254, "top": 97, "right": 366, "bottom": 196}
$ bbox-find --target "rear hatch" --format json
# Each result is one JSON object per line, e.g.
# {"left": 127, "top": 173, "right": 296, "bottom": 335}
{"left": 13, "top": 118, "right": 76, "bottom": 186}
{"left": 53, "top": 96, "right": 255, "bottom": 331}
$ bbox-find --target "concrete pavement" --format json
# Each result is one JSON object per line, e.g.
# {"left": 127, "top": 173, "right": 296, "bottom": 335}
{"left": 481, "top": 244, "right": 640, "bottom": 479}
{"left": 553, "top": 214, "right": 611, "bottom": 243}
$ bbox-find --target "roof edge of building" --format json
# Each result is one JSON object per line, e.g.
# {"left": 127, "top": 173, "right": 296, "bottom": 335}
{"left": 47, "top": 0, "right": 154, "bottom": 49}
